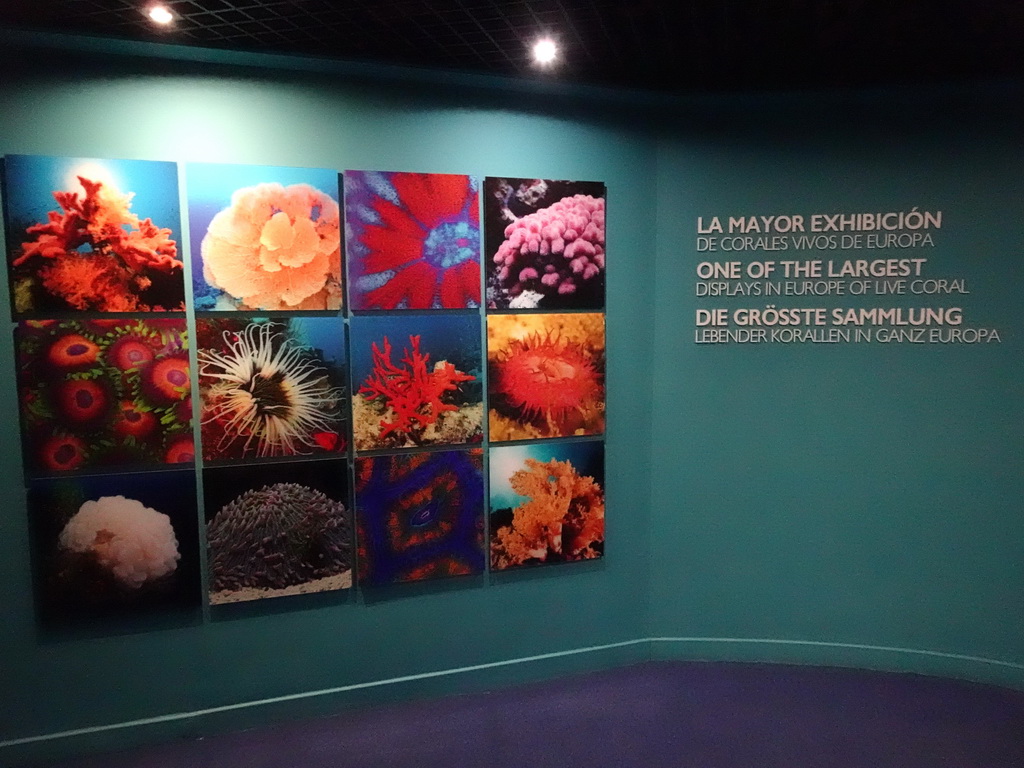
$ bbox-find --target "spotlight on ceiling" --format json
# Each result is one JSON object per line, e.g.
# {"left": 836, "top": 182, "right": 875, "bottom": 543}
{"left": 532, "top": 37, "right": 558, "bottom": 66}
{"left": 146, "top": 4, "right": 174, "bottom": 25}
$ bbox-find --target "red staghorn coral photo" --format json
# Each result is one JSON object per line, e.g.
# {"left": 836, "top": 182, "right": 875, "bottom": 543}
{"left": 351, "top": 315, "right": 484, "bottom": 452}
{"left": 360, "top": 334, "right": 475, "bottom": 440}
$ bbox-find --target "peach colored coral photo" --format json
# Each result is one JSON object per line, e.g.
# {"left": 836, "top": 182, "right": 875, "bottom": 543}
{"left": 185, "top": 164, "right": 343, "bottom": 312}
{"left": 201, "top": 182, "right": 341, "bottom": 310}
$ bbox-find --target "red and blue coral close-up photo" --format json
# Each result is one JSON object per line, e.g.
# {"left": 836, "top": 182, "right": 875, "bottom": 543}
{"left": 345, "top": 170, "right": 481, "bottom": 310}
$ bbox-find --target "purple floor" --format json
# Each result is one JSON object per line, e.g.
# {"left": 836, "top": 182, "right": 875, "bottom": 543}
{"left": 40, "top": 661, "right": 1024, "bottom": 768}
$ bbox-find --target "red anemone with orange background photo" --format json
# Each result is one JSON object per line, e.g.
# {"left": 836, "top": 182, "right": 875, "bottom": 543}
{"left": 487, "top": 312, "right": 606, "bottom": 442}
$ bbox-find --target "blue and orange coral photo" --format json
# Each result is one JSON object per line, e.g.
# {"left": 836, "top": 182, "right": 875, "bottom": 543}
{"left": 355, "top": 449, "right": 485, "bottom": 587}
{"left": 489, "top": 441, "right": 605, "bottom": 571}
{"left": 345, "top": 170, "right": 481, "bottom": 310}
{"left": 2, "top": 155, "right": 185, "bottom": 316}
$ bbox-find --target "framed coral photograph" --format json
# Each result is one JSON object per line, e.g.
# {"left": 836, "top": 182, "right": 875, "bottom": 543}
{"left": 484, "top": 177, "right": 605, "bottom": 310}
{"left": 27, "top": 468, "right": 201, "bottom": 626}
{"left": 14, "top": 318, "right": 193, "bottom": 477}
{"left": 487, "top": 312, "right": 605, "bottom": 442}
{"left": 345, "top": 170, "right": 480, "bottom": 310}
{"left": 355, "top": 449, "right": 484, "bottom": 587}
{"left": 489, "top": 440, "right": 605, "bottom": 571}
{"left": 350, "top": 313, "right": 483, "bottom": 451}
{"left": 2, "top": 154, "right": 185, "bottom": 316}
{"left": 185, "top": 163, "right": 342, "bottom": 311}
{"left": 196, "top": 316, "right": 348, "bottom": 462}
{"left": 203, "top": 459, "right": 352, "bottom": 605}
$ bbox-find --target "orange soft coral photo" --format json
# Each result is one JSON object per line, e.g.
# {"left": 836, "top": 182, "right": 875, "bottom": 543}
{"left": 4, "top": 155, "right": 185, "bottom": 316}
{"left": 489, "top": 442, "right": 605, "bottom": 570}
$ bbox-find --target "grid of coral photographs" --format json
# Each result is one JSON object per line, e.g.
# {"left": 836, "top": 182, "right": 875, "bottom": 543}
{"left": 1, "top": 155, "right": 606, "bottom": 628}
{"left": 4, "top": 155, "right": 201, "bottom": 626}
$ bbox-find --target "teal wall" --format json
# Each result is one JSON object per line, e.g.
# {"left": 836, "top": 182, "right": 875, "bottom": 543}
{"left": 1, "top": 33, "right": 1022, "bottom": 766}
{"left": 650, "top": 95, "right": 1024, "bottom": 680}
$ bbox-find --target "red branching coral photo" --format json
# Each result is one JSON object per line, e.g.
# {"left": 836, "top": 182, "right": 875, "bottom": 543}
{"left": 360, "top": 335, "right": 475, "bottom": 439}
{"left": 5, "top": 156, "right": 186, "bottom": 315}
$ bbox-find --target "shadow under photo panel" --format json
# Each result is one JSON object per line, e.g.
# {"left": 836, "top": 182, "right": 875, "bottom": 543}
{"left": 489, "top": 440, "right": 605, "bottom": 571}
{"left": 185, "top": 162, "right": 343, "bottom": 312}
{"left": 349, "top": 312, "right": 483, "bottom": 452}
{"left": 14, "top": 317, "right": 194, "bottom": 477}
{"left": 26, "top": 467, "right": 202, "bottom": 628}
{"left": 196, "top": 315, "right": 349, "bottom": 462}
{"left": 203, "top": 458, "right": 353, "bottom": 607}
{"left": 2, "top": 154, "right": 185, "bottom": 316}
{"left": 344, "top": 170, "right": 481, "bottom": 311}
{"left": 483, "top": 177, "right": 606, "bottom": 311}
{"left": 355, "top": 448, "right": 485, "bottom": 588}
{"left": 487, "top": 312, "right": 606, "bottom": 442}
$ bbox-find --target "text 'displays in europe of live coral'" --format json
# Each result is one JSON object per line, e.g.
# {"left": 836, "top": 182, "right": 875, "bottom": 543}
{"left": 690, "top": 209, "right": 1002, "bottom": 345}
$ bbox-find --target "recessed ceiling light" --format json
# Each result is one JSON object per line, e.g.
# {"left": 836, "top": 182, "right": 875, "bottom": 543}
{"left": 532, "top": 38, "right": 558, "bottom": 66}
{"left": 147, "top": 5, "right": 174, "bottom": 25}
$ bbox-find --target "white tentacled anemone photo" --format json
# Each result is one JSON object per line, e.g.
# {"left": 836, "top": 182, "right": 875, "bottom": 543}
{"left": 197, "top": 318, "right": 347, "bottom": 461}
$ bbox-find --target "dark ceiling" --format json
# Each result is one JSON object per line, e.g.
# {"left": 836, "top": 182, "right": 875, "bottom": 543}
{"left": 1, "top": 0, "right": 1022, "bottom": 92}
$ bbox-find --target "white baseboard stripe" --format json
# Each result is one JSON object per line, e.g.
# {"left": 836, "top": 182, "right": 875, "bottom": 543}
{"left": 4, "top": 636, "right": 1022, "bottom": 749}
{"left": 0, "top": 638, "right": 648, "bottom": 748}
{"left": 648, "top": 637, "right": 1024, "bottom": 671}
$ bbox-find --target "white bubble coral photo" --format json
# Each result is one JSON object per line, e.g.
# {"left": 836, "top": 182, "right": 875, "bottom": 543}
{"left": 198, "top": 180, "right": 342, "bottom": 310}
{"left": 59, "top": 495, "right": 181, "bottom": 588}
